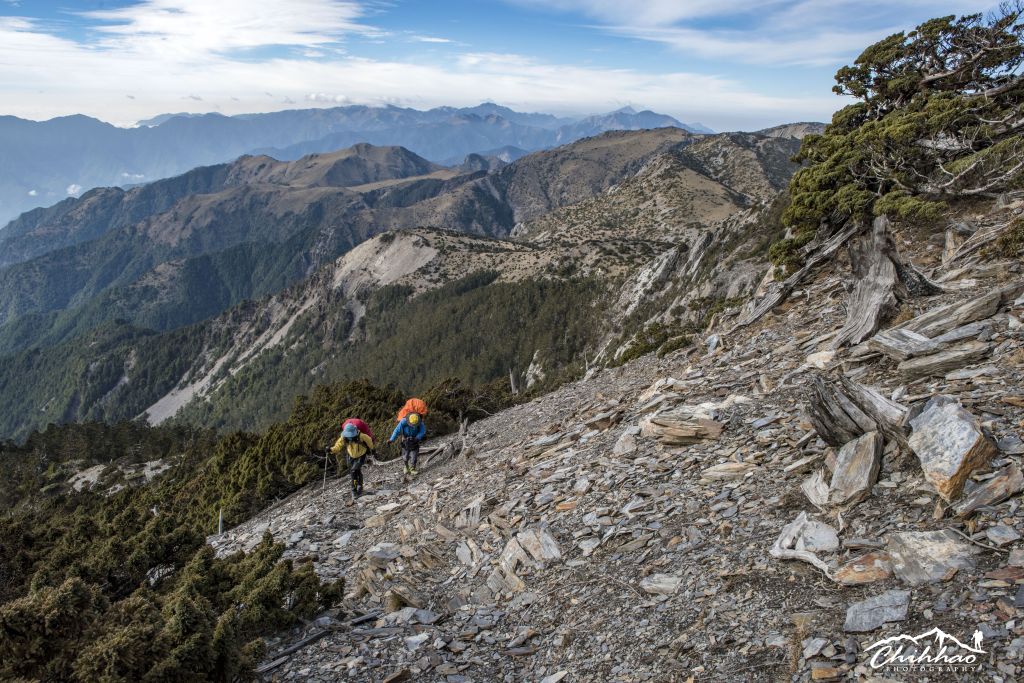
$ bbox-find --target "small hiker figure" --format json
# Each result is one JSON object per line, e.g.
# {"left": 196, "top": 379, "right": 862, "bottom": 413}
{"left": 390, "top": 412, "right": 426, "bottom": 476}
{"left": 331, "top": 420, "right": 375, "bottom": 499}
{"left": 972, "top": 629, "right": 984, "bottom": 651}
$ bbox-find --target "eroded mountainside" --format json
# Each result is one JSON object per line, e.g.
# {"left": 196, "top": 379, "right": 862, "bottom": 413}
{"left": 0, "top": 128, "right": 801, "bottom": 439}
{"left": 0, "top": 129, "right": 696, "bottom": 352}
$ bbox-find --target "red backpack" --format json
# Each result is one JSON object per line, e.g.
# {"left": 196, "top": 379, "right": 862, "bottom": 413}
{"left": 343, "top": 418, "right": 374, "bottom": 441}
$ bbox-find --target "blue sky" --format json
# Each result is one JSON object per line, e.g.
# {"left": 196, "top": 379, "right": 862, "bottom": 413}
{"left": 0, "top": 0, "right": 997, "bottom": 129}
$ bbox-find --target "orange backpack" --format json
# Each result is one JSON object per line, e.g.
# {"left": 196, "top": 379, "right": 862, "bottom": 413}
{"left": 396, "top": 398, "right": 428, "bottom": 422}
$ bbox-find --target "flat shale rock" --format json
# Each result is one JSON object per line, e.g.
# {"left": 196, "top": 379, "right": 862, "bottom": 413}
{"left": 640, "top": 413, "right": 724, "bottom": 444}
{"left": 844, "top": 590, "right": 910, "bottom": 632}
{"left": 640, "top": 574, "right": 682, "bottom": 595}
{"left": 611, "top": 428, "right": 638, "bottom": 455}
{"left": 516, "top": 528, "right": 562, "bottom": 564}
{"left": 986, "top": 525, "right": 1021, "bottom": 546}
{"left": 828, "top": 431, "right": 882, "bottom": 508}
{"left": 834, "top": 551, "right": 894, "bottom": 585}
{"left": 954, "top": 463, "right": 1024, "bottom": 516}
{"left": 701, "top": 461, "right": 755, "bottom": 481}
{"left": 886, "top": 530, "right": 977, "bottom": 585}
{"left": 908, "top": 395, "right": 998, "bottom": 502}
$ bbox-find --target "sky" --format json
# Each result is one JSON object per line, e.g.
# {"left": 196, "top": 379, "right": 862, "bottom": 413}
{"left": 0, "top": 0, "right": 999, "bottom": 130}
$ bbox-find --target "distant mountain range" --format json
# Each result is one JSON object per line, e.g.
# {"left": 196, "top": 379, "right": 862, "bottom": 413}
{"left": 0, "top": 103, "right": 711, "bottom": 226}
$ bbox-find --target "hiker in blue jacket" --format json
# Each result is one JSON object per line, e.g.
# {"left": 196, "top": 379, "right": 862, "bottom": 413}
{"left": 390, "top": 413, "right": 426, "bottom": 475}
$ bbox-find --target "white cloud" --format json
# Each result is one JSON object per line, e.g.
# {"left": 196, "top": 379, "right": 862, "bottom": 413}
{"left": 509, "top": 0, "right": 997, "bottom": 65}
{"left": 66, "top": 184, "right": 82, "bottom": 195}
{"left": 27, "top": 189, "right": 37, "bottom": 196}
{"left": 0, "top": 7, "right": 837, "bottom": 129}
{"left": 81, "top": 0, "right": 369, "bottom": 57}
{"left": 411, "top": 35, "right": 453, "bottom": 44}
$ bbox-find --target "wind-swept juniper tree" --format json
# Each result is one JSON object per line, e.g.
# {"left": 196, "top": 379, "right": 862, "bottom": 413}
{"left": 773, "top": 3, "right": 1024, "bottom": 271}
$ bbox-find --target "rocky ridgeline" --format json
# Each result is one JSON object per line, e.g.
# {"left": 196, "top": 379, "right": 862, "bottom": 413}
{"left": 208, "top": 210, "right": 1024, "bottom": 681}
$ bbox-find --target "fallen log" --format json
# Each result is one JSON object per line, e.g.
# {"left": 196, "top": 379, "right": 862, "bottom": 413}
{"left": 867, "top": 328, "right": 939, "bottom": 361}
{"left": 899, "top": 291, "right": 1001, "bottom": 338}
{"left": 893, "top": 280, "right": 1022, "bottom": 341}
{"left": 897, "top": 341, "right": 992, "bottom": 379}
{"left": 254, "top": 611, "right": 382, "bottom": 674}
{"left": 731, "top": 221, "right": 862, "bottom": 332}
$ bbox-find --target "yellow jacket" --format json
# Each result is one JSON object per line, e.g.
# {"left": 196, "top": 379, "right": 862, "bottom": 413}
{"left": 331, "top": 432, "right": 374, "bottom": 458}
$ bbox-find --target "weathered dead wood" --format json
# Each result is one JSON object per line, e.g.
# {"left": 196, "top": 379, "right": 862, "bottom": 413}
{"left": 832, "top": 218, "right": 902, "bottom": 348}
{"left": 942, "top": 227, "right": 964, "bottom": 265}
{"left": 769, "top": 511, "right": 835, "bottom": 580}
{"left": 894, "top": 279, "right": 1023, "bottom": 340}
{"left": 947, "top": 222, "right": 1005, "bottom": 262}
{"left": 836, "top": 376, "right": 909, "bottom": 446}
{"left": 867, "top": 328, "right": 939, "bottom": 361}
{"left": 730, "top": 221, "right": 862, "bottom": 332}
{"left": 898, "top": 290, "right": 1001, "bottom": 338}
{"left": 807, "top": 373, "right": 909, "bottom": 448}
{"left": 897, "top": 341, "right": 992, "bottom": 379}
{"left": 806, "top": 375, "right": 877, "bottom": 447}
{"left": 255, "top": 611, "right": 382, "bottom": 673}
{"left": 832, "top": 217, "right": 942, "bottom": 349}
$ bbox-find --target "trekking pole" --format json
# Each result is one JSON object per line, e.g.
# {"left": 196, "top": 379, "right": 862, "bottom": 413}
{"left": 322, "top": 448, "right": 329, "bottom": 498}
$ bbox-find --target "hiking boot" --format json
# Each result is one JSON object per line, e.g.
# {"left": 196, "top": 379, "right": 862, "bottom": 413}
{"left": 404, "top": 464, "right": 411, "bottom": 475}
{"left": 410, "top": 468, "right": 418, "bottom": 476}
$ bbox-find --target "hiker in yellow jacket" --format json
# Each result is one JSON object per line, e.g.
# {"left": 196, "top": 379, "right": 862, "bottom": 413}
{"left": 331, "top": 423, "right": 374, "bottom": 497}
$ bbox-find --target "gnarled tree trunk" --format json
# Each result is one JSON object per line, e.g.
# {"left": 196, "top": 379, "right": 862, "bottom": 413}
{"left": 832, "top": 216, "right": 942, "bottom": 349}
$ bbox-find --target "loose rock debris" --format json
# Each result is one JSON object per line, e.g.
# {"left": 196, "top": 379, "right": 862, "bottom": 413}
{"left": 203, "top": 225, "right": 1024, "bottom": 682}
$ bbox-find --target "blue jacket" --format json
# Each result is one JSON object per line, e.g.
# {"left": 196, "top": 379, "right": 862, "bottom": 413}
{"left": 390, "top": 418, "right": 426, "bottom": 442}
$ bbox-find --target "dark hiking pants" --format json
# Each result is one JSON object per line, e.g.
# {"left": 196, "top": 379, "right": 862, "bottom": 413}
{"left": 347, "top": 454, "right": 365, "bottom": 493}
{"left": 402, "top": 437, "right": 420, "bottom": 469}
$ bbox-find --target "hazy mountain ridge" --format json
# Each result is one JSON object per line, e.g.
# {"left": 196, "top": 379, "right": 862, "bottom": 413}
{"left": 0, "top": 130, "right": 703, "bottom": 357}
{"left": 0, "top": 103, "right": 708, "bottom": 226}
